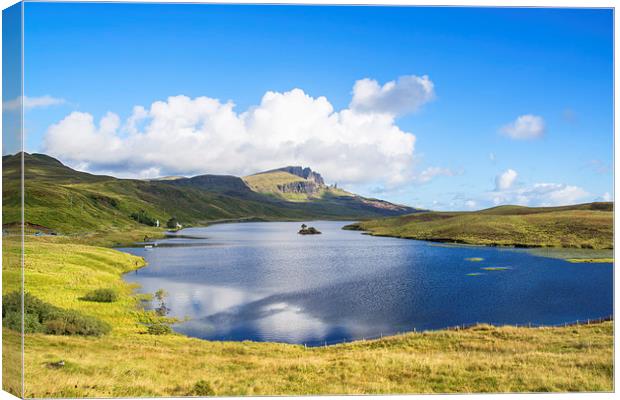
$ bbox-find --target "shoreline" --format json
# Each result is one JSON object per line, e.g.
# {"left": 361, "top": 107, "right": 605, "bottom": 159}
{"left": 343, "top": 223, "right": 615, "bottom": 256}
{"left": 114, "top": 223, "right": 613, "bottom": 347}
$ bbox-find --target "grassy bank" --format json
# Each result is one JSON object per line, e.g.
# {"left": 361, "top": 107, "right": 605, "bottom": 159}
{"left": 346, "top": 203, "right": 614, "bottom": 250}
{"left": 2, "top": 238, "right": 613, "bottom": 396}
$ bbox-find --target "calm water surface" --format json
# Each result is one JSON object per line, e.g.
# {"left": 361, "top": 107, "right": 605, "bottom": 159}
{"left": 120, "top": 221, "right": 613, "bottom": 345}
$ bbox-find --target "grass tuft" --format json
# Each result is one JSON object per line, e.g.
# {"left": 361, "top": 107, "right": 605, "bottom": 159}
{"left": 80, "top": 288, "right": 119, "bottom": 303}
{"left": 192, "top": 380, "right": 216, "bottom": 396}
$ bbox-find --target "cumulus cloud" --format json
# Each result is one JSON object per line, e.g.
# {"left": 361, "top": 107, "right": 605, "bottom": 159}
{"left": 350, "top": 75, "right": 435, "bottom": 116}
{"left": 490, "top": 183, "right": 590, "bottom": 207}
{"left": 43, "top": 79, "right": 435, "bottom": 185}
{"left": 495, "top": 169, "right": 518, "bottom": 191}
{"left": 488, "top": 168, "right": 590, "bottom": 207}
{"left": 3, "top": 95, "right": 65, "bottom": 111}
{"left": 500, "top": 114, "right": 545, "bottom": 140}
{"left": 438, "top": 170, "right": 592, "bottom": 210}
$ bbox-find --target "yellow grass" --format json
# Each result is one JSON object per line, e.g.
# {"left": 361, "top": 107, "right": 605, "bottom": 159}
{"left": 2, "top": 237, "right": 614, "bottom": 397}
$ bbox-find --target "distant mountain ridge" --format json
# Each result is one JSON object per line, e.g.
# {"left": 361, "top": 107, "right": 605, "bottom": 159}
{"left": 2, "top": 153, "right": 421, "bottom": 234}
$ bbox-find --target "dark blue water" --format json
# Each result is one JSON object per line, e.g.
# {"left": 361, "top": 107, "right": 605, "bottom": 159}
{"left": 120, "top": 221, "right": 613, "bottom": 345}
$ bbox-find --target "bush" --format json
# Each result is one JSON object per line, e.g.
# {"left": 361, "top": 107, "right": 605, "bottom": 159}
{"left": 2, "top": 291, "right": 111, "bottom": 336}
{"left": 3, "top": 292, "right": 55, "bottom": 333}
{"left": 2, "top": 311, "right": 44, "bottom": 333}
{"left": 166, "top": 217, "right": 179, "bottom": 229}
{"left": 44, "top": 310, "right": 111, "bottom": 336}
{"left": 81, "top": 288, "right": 118, "bottom": 303}
{"left": 192, "top": 380, "right": 215, "bottom": 396}
{"left": 2, "top": 312, "right": 22, "bottom": 332}
{"left": 130, "top": 209, "right": 158, "bottom": 226}
{"left": 23, "top": 313, "right": 44, "bottom": 333}
{"left": 146, "top": 323, "right": 172, "bottom": 335}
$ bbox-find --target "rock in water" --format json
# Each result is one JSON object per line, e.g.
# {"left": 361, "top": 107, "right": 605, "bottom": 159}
{"left": 298, "top": 226, "right": 322, "bottom": 235}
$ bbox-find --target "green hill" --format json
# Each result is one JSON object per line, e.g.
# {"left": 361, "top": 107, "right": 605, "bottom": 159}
{"left": 344, "top": 203, "right": 614, "bottom": 249}
{"left": 243, "top": 166, "right": 415, "bottom": 213}
{"left": 243, "top": 167, "right": 351, "bottom": 201}
{"left": 2, "top": 153, "right": 419, "bottom": 236}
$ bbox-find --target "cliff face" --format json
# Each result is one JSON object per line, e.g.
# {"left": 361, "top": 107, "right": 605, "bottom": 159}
{"left": 268, "top": 166, "right": 326, "bottom": 195}
{"left": 277, "top": 180, "right": 321, "bottom": 195}
{"left": 276, "top": 166, "right": 325, "bottom": 186}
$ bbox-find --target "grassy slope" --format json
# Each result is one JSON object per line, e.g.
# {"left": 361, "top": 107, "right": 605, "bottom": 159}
{"left": 346, "top": 203, "right": 614, "bottom": 249}
{"left": 2, "top": 153, "right": 418, "bottom": 237}
{"left": 2, "top": 237, "right": 613, "bottom": 397}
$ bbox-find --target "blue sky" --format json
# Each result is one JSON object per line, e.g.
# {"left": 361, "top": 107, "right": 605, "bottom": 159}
{"left": 21, "top": 3, "right": 613, "bottom": 210}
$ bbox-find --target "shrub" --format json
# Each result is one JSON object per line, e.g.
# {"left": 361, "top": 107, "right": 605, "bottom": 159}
{"left": 81, "top": 288, "right": 118, "bottom": 303}
{"left": 192, "top": 380, "right": 215, "bottom": 396}
{"left": 146, "top": 323, "right": 172, "bottom": 335}
{"left": 2, "top": 291, "right": 111, "bottom": 336}
{"left": 2, "top": 312, "right": 21, "bottom": 332}
{"left": 166, "top": 217, "right": 179, "bottom": 229}
{"left": 3, "top": 292, "right": 54, "bottom": 333}
{"left": 2, "top": 311, "right": 44, "bottom": 333}
{"left": 44, "top": 310, "right": 111, "bottom": 336}
{"left": 130, "top": 209, "right": 158, "bottom": 226}
{"left": 23, "top": 313, "right": 44, "bottom": 333}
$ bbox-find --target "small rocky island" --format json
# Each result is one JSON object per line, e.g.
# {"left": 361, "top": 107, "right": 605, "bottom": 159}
{"left": 298, "top": 223, "right": 322, "bottom": 235}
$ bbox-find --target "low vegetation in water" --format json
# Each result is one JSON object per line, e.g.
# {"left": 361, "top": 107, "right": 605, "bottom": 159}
{"left": 465, "top": 257, "right": 484, "bottom": 262}
{"left": 481, "top": 267, "right": 510, "bottom": 271}
{"left": 565, "top": 258, "right": 615, "bottom": 264}
{"left": 1, "top": 237, "right": 613, "bottom": 397}
{"left": 345, "top": 202, "right": 613, "bottom": 249}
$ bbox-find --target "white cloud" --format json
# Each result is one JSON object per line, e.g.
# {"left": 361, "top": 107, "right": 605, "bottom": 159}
{"left": 489, "top": 182, "right": 589, "bottom": 207}
{"left": 3, "top": 95, "right": 65, "bottom": 111}
{"left": 414, "top": 166, "right": 455, "bottom": 184}
{"left": 600, "top": 192, "right": 612, "bottom": 202}
{"left": 495, "top": 169, "right": 518, "bottom": 191}
{"left": 43, "top": 78, "right": 433, "bottom": 186}
{"left": 500, "top": 114, "right": 545, "bottom": 140}
{"left": 440, "top": 171, "right": 592, "bottom": 210}
{"left": 350, "top": 75, "right": 435, "bottom": 116}
{"left": 464, "top": 200, "right": 477, "bottom": 209}
{"left": 586, "top": 159, "right": 611, "bottom": 174}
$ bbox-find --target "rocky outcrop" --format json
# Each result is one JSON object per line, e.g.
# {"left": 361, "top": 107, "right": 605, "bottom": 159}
{"left": 275, "top": 166, "right": 325, "bottom": 186}
{"left": 277, "top": 180, "right": 321, "bottom": 195}
{"left": 298, "top": 225, "right": 321, "bottom": 235}
{"left": 269, "top": 166, "right": 326, "bottom": 195}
